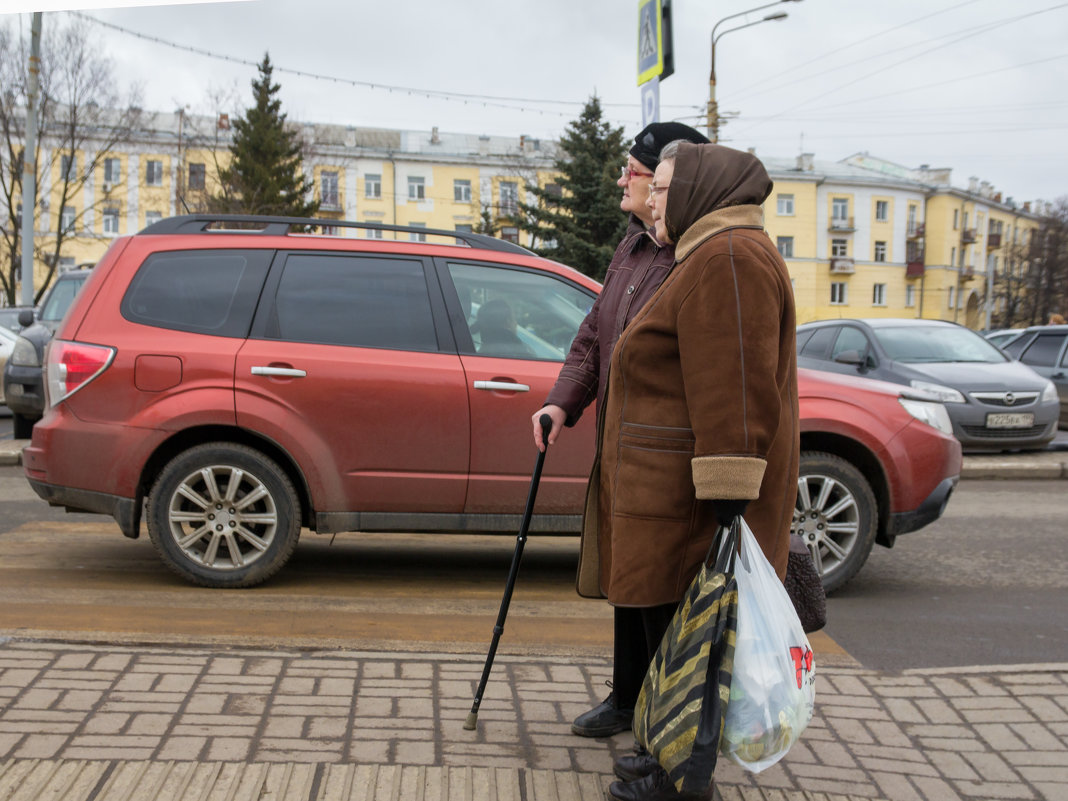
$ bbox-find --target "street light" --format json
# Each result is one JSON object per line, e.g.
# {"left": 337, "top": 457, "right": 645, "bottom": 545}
{"left": 707, "top": 0, "right": 801, "bottom": 142}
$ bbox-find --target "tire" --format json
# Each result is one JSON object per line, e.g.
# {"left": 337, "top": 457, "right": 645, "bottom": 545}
{"left": 793, "top": 452, "right": 877, "bottom": 594}
{"left": 147, "top": 443, "right": 301, "bottom": 588}
{"left": 12, "top": 413, "right": 35, "bottom": 440}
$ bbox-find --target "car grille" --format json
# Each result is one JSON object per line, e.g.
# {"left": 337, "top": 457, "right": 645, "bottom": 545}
{"left": 969, "top": 391, "right": 1039, "bottom": 407}
{"left": 960, "top": 424, "right": 1049, "bottom": 439}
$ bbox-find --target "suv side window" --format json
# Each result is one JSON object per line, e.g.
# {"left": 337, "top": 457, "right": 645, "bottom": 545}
{"left": 831, "top": 326, "right": 872, "bottom": 362}
{"left": 799, "top": 326, "right": 837, "bottom": 360}
{"left": 1019, "top": 333, "right": 1068, "bottom": 367}
{"left": 269, "top": 253, "right": 438, "bottom": 351}
{"left": 446, "top": 261, "right": 593, "bottom": 361}
{"left": 121, "top": 249, "right": 271, "bottom": 337}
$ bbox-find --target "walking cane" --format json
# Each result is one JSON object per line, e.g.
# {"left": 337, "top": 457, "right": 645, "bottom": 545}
{"left": 464, "top": 414, "right": 553, "bottom": 731}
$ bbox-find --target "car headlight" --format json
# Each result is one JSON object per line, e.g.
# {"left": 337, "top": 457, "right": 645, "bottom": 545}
{"left": 9, "top": 335, "right": 40, "bottom": 367}
{"left": 899, "top": 398, "right": 954, "bottom": 435}
{"left": 1041, "top": 380, "right": 1058, "bottom": 403}
{"left": 909, "top": 379, "right": 965, "bottom": 403}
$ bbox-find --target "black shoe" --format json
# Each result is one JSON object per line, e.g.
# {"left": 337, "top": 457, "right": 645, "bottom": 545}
{"left": 571, "top": 692, "right": 633, "bottom": 737}
{"left": 613, "top": 745, "right": 659, "bottom": 782}
{"left": 606, "top": 766, "right": 712, "bottom": 801}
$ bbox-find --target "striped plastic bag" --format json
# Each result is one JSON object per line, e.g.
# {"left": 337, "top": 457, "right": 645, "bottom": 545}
{"left": 633, "top": 521, "right": 739, "bottom": 794}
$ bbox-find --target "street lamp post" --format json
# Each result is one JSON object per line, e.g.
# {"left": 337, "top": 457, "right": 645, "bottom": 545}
{"left": 707, "top": 0, "right": 800, "bottom": 142}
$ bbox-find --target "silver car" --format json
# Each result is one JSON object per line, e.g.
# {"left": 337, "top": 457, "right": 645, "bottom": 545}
{"left": 1002, "top": 324, "right": 1068, "bottom": 429}
{"left": 797, "top": 318, "right": 1059, "bottom": 451}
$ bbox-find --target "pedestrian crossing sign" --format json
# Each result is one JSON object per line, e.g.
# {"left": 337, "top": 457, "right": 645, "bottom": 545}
{"left": 638, "top": 0, "right": 674, "bottom": 86}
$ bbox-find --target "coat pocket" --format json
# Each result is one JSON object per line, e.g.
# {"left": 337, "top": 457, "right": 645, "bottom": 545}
{"left": 614, "top": 423, "right": 696, "bottom": 521}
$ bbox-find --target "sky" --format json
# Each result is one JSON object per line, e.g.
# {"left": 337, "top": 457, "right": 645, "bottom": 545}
{"left": 4, "top": 0, "right": 1068, "bottom": 204}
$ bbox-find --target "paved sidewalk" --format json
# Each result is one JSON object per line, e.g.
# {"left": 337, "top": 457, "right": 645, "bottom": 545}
{"left": 1, "top": 639, "right": 1065, "bottom": 801}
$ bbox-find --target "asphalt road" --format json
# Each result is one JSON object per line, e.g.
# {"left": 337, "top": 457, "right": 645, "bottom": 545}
{"left": 1, "top": 457, "right": 1065, "bottom": 675}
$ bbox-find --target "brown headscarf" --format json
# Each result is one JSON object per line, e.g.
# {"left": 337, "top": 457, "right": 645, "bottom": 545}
{"left": 664, "top": 143, "right": 773, "bottom": 243}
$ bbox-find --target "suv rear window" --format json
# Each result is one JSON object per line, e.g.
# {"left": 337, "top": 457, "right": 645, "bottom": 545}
{"left": 267, "top": 253, "right": 438, "bottom": 351}
{"left": 121, "top": 249, "right": 272, "bottom": 337}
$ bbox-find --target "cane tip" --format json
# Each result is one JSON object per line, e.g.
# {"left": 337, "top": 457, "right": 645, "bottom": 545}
{"left": 463, "top": 712, "right": 478, "bottom": 730}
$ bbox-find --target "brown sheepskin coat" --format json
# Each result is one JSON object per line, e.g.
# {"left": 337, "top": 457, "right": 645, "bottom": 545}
{"left": 577, "top": 143, "right": 799, "bottom": 607}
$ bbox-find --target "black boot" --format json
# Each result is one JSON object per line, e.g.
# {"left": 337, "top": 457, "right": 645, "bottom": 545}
{"left": 606, "top": 766, "right": 712, "bottom": 801}
{"left": 571, "top": 692, "right": 633, "bottom": 737}
{"left": 613, "top": 744, "right": 659, "bottom": 782}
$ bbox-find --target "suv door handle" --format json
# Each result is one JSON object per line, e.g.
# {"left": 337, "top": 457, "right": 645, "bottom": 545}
{"left": 251, "top": 366, "right": 307, "bottom": 378}
{"left": 473, "top": 380, "right": 530, "bottom": 392}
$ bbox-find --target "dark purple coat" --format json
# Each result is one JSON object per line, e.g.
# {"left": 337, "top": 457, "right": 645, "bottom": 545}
{"left": 545, "top": 216, "right": 675, "bottom": 423}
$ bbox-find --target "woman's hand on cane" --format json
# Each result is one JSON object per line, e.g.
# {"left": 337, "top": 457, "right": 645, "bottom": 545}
{"left": 532, "top": 405, "right": 567, "bottom": 452}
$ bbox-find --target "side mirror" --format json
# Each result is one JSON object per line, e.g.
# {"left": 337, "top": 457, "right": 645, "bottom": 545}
{"left": 833, "top": 349, "right": 865, "bottom": 366}
{"left": 17, "top": 309, "right": 34, "bottom": 328}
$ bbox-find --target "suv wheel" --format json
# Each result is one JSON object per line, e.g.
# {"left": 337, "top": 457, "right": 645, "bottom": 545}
{"left": 147, "top": 443, "right": 301, "bottom": 588}
{"left": 792, "top": 452, "right": 877, "bottom": 593}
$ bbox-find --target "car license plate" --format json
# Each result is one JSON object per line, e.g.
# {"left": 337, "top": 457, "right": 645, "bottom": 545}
{"left": 986, "top": 412, "right": 1034, "bottom": 429}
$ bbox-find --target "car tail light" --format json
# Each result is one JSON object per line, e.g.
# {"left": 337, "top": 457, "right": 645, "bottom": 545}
{"left": 46, "top": 340, "right": 116, "bottom": 407}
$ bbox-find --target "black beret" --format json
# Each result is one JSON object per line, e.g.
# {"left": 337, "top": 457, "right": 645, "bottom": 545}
{"left": 630, "top": 122, "right": 711, "bottom": 171}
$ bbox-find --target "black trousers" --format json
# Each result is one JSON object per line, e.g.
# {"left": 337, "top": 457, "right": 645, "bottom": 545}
{"left": 611, "top": 602, "right": 679, "bottom": 709}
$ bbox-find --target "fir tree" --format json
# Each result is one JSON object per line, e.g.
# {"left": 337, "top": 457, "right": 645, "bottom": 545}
{"left": 213, "top": 54, "right": 318, "bottom": 218}
{"left": 518, "top": 96, "right": 628, "bottom": 279}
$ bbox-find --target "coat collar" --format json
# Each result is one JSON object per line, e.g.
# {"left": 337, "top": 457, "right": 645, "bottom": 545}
{"left": 674, "top": 205, "right": 764, "bottom": 262}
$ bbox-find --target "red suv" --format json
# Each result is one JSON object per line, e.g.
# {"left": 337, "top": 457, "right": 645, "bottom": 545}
{"left": 23, "top": 215, "right": 961, "bottom": 592}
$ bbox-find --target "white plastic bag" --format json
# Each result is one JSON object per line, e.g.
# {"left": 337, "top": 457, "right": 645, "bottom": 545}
{"left": 721, "top": 518, "right": 816, "bottom": 772}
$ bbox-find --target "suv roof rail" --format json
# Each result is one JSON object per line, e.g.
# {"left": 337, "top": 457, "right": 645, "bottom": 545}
{"left": 141, "top": 214, "right": 534, "bottom": 256}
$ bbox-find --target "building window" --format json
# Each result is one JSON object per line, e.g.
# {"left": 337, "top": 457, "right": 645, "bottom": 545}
{"left": 321, "top": 225, "right": 339, "bottom": 236}
{"left": 188, "top": 163, "right": 206, "bottom": 191}
{"left": 320, "top": 170, "right": 339, "bottom": 208}
{"left": 776, "top": 236, "right": 794, "bottom": 258}
{"left": 102, "top": 207, "right": 120, "bottom": 235}
{"left": 950, "top": 246, "right": 957, "bottom": 267}
{"left": 953, "top": 209, "right": 959, "bottom": 229}
{"left": 454, "top": 179, "right": 472, "bottom": 203}
{"left": 501, "top": 225, "right": 519, "bottom": 244}
{"left": 103, "top": 157, "right": 121, "bottom": 184}
{"left": 60, "top": 154, "right": 77, "bottom": 182}
{"left": 905, "top": 284, "right": 916, "bottom": 307}
{"left": 60, "top": 205, "right": 76, "bottom": 234}
{"left": 145, "top": 159, "right": 163, "bottom": 186}
{"left": 455, "top": 224, "right": 473, "bottom": 233}
{"left": 58, "top": 257, "right": 75, "bottom": 272}
{"left": 830, "top": 282, "right": 848, "bottom": 305}
{"left": 408, "top": 176, "right": 425, "bottom": 201}
{"left": 545, "top": 183, "right": 563, "bottom": 204}
{"left": 875, "top": 200, "right": 889, "bottom": 222}
{"left": 777, "top": 194, "right": 794, "bottom": 216}
{"left": 907, "top": 204, "right": 918, "bottom": 236}
{"left": 409, "top": 222, "right": 427, "bottom": 242}
{"left": 831, "top": 238, "right": 848, "bottom": 257}
{"left": 874, "top": 241, "right": 887, "bottom": 262}
{"left": 499, "top": 181, "right": 518, "bottom": 216}
{"left": 365, "top": 224, "right": 383, "bottom": 239}
{"left": 144, "top": 210, "right": 162, "bottom": 228}
{"left": 365, "top": 174, "right": 382, "bottom": 199}
{"left": 832, "top": 197, "right": 849, "bottom": 223}
{"left": 872, "top": 283, "right": 886, "bottom": 306}
{"left": 947, "top": 285, "right": 956, "bottom": 309}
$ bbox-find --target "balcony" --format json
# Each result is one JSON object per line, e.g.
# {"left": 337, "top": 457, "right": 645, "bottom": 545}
{"left": 319, "top": 192, "right": 342, "bottom": 212}
{"left": 961, "top": 228, "right": 977, "bottom": 244}
{"left": 829, "top": 257, "right": 855, "bottom": 274}
{"left": 828, "top": 216, "right": 855, "bottom": 232}
{"left": 907, "top": 223, "right": 925, "bottom": 240}
{"left": 960, "top": 266, "right": 975, "bottom": 281}
{"left": 906, "top": 260, "right": 925, "bottom": 278}
{"left": 987, "top": 232, "right": 1002, "bottom": 249}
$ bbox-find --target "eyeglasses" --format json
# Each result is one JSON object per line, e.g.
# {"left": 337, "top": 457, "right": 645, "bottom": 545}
{"left": 648, "top": 184, "right": 670, "bottom": 196}
{"left": 621, "top": 164, "right": 654, "bottom": 181}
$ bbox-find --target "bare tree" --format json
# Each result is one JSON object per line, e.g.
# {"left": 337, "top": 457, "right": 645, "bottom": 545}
{"left": 0, "top": 16, "right": 144, "bottom": 305}
{"left": 1020, "top": 199, "right": 1068, "bottom": 326}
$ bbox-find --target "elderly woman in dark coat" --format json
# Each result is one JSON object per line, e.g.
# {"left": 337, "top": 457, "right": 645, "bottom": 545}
{"left": 584, "top": 141, "right": 800, "bottom": 801}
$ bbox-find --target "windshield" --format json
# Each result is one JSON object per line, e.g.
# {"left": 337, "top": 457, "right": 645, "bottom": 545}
{"left": 874, "top": 326, "right": 1008, "bottom": 364}
{"left": 39, "top": 273, "right": 89, "bottom": 323}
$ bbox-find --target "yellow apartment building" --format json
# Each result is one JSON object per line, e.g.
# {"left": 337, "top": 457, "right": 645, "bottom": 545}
{"left": 3, "top": 112, "right": 1043, "bottom": 332}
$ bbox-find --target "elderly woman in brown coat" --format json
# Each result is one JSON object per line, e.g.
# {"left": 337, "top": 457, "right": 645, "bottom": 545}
{"left": 585, "top": 141, "right": 800, "bottom": 801}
